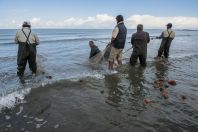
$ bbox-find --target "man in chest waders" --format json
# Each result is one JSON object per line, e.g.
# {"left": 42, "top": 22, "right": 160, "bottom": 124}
{"left": 130, "top": 24, "right": 150, "bottom": 67}
{"left": 156, "top": 23, "right": 175, "bottom": 60}
{"left": 108, "top": 15, "right": 127, "bottom": 70}
{"left": 15, "top": 21, "right": 39, "bottom": 82}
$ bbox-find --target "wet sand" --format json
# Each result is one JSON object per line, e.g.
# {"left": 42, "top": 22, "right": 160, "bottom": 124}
{"left": 1, "top": 56, "right": 198, "bottom": 132}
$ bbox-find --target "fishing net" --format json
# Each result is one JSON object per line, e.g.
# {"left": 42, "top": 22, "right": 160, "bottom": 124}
{"left": 89, "top": 46, "right": 111, "bottom": 65}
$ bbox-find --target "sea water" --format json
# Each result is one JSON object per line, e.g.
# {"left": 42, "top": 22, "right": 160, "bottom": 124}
{"left": 0, "top": 29, "right": 198, "bottom": 131}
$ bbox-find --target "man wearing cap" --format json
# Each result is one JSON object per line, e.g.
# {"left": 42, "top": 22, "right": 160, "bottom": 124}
{"left": 130, "top": 24, "right": 150, "bottom": 67}
{"left": 108, "top": 15, "right": 127, "bottom": 70}
{"left": 15, "top": 21, "right": 39, "bottom": 81}
{"left": 156, "top": 23, "right": 175, "bottom": 59}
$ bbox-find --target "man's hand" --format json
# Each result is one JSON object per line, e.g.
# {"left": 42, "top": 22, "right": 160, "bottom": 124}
{"left": 156, "top": 36, "right": 161, "bottom": 39}
{"left": 107, "top": 42, "right": 112, "bottom": 47}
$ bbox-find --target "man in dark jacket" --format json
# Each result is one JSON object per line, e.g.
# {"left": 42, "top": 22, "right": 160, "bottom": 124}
{"left": 89, "top": 41, "right": 101, "bottom": 59}
{"left": 156, "top": 23, "right": 175, "bottom": 59}
{"left": 15, "top": 21, "right": 39, "bottom": 81}
{"left": 130, "top": 24, "right": 150, "bottom": 67}
{"left": 108, "top": 15, "right": 127, "bottom": 70}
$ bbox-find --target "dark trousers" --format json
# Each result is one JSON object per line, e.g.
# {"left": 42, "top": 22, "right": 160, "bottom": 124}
{"left": 17, "top": 44, "right": 37, "bottom": 77}
{"left": 130, "top": 50, "right": 147, "bottom": 67}
{"left": 158, "top": 39, "right": 172, "bottom": 58}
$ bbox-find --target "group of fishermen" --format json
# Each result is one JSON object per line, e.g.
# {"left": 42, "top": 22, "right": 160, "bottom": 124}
{"left": 15, "top": 15, "right": 175, "bottom": 81}
{"left": 89, "top": 15, "right": 175, "bottom": 69}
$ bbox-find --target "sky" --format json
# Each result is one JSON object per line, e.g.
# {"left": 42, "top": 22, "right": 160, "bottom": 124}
{"left": 0, "top": 0, "right": 198, "bottom": 29}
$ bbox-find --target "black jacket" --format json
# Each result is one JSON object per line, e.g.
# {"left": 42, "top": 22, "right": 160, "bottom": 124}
{"left": 131, "top": 30, "right": 150, "bottom": 53}
{"left": 89, "top": 45, "right": 101, "bottom": 59}
{"left": 112, "top": 22, "right": 127, "bottom": 49}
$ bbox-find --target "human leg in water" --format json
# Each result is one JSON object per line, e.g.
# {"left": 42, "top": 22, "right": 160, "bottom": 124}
{"left": 17, "top": 56, "right": 27, "bottom": 83}
{"left": 130, "top": 50, "right": 138, "bottom": 66}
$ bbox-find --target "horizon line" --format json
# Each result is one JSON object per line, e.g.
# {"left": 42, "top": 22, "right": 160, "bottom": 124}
{"left": 0, "top": 28, "right": 198, "bottom": 30}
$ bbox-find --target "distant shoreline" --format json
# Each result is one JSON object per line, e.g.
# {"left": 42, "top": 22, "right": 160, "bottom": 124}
{"left": 177, "top": 29, "right": 198, "bottom": 31}
{"left": 0, "top": 28, "right": 198, "bottom": 31}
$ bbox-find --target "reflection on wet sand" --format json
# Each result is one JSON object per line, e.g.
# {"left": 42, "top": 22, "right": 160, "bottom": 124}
{"left": 154, "top": 61, "right": 168, "bottom": 80}
{"left": 128, "top": 67, "right": 145, "bottom": 95}
{"left": 104, "top": 66, "right": 147, "bottom": 117}
{"left": 105, "top": 75, "right": 122, "bottom": 105}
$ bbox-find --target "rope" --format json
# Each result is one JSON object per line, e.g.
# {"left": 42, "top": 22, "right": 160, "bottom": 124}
{"left": 92, "top": 39, "right": 132, "bottom": 54}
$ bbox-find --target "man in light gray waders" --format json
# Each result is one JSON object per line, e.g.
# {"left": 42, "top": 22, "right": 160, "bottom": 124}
{"left": 108, "top": 15, "right": 127, "bottom": 70}
{"left": 15, "top": 21, "right": 39, "bottom": 82}
{"left": 130, "top": 24, "right": 150, "bottom": 67}
{"left": 156, "top": 23, "right": 175, "bottom": 60}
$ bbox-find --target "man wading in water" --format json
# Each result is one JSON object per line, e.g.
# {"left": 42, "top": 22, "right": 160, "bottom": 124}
{"left": 89, "top": 41, "right": 101, "bottom": 59}
{"left": 15, "top": 21, "right": 39, "bottom": 83}
{"left": 108, "top": 15, "right": 127, "bottom": 70}
{"left": 155, "top": 23, "right": 175, "bottom": 61}
{"left": 130, "top": 24, "right": 150, "bottom": 67}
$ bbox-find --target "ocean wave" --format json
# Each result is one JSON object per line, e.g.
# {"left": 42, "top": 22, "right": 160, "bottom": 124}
{"left": 0, "top": 70, "right": 105, "bottom": 111}
{"left": 0, "top": 88, "right": 31, "bottom": 112}
{"left": 171, "top": 54, "right": 198, "bottom": 62}
{"left": 0, "top": 42, "right": 15, "bottom": 45}
{"left": 0, "top": 33, "right": 196, "bottom": 46}
{"left": 0, "top": 56, "right": 16, "bottom": 61}
{"left": 0, "top": 37, "right": 111, "bottom": 45}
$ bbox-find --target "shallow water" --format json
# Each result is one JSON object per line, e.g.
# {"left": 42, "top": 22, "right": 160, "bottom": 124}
{"left": 0, "top": 29, "right": 198, "bottom": 131}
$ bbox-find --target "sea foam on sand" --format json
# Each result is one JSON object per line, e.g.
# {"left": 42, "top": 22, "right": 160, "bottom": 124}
{"left": 0, "top": 88, "right": 31, "bottom": 112}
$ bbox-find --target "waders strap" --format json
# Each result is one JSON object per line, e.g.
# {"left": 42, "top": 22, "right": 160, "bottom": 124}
{"left": 167, "top": 30, "right": 172, "bottom": 39}
{"left": 22, "top": 29, "right": 31, "bottom": 44}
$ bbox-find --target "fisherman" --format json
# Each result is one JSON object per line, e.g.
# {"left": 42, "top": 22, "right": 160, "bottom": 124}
{"left": 130, "top": 24, "right": 150, "bottom": 67}
{"left": 89, "top": 41, "right": 101, "bottom": 59}
{"left": 156, "top": 23, "right": 175, "bottom": 60}
{"left": 108, "top": 15, "right": 127, "bottom": 70}
{"left": 15, "top": 21, "right": 39, "bottom": 81}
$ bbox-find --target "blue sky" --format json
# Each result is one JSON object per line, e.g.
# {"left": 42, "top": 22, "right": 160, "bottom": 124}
{"left": 0, "top": 0, "right": 198, "bottom": 28}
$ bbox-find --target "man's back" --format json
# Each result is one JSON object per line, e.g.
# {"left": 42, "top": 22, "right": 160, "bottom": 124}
{"left": 131, "top": 31, "right": 150, "bottom": 51}
{"left": 161, "top": 29, "right": 175, "bottom": 39}
{"left": 15, "top": 27, "right": 39, "bottom": 44}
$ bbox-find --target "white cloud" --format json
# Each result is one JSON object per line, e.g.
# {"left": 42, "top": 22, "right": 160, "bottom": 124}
{"left": 1, "top": 14, "right": 198, "bottom": 29}
{"left": 11, "top": 20, "right": 16, "bottom": 24}
{"left": 63, "top": 14, "right": 114, "bottom": 28}
{"left": 126, "top": 15, "right": 198, "bottom": 29}
{"left": 30, "top": 17, "right": 41, "bottom": 26}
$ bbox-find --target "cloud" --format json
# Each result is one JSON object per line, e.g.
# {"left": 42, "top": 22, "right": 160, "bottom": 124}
{"left": 1, "top": 14, "right": 198, "bottom": 29}
{"left": 34, "top": 14, "right": 198, "bottom": 29}
{"left": 126, "top": 15, "right": 198, "bottom": 29}
{"left": 63, "top": 14, "right": 114, "bottom": 28}
{"left": 30, "top": 17, "right": 41, "bottom": 26}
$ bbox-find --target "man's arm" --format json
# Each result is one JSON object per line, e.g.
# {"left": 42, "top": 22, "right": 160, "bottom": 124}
{"left": 111, "top": 26, "right": 119, "bottom": 45}
{"left": 15, "top": 32, "right": 19, "bottom": 44}
{"left": 156, "top": 32, "right": 163, "bottom": 39}
{"left": 146, "top": 32, "right": 150, "bottom": 43}
{"left": 171, "top": 31, "right": 175, "bottom": 40}
{"left": 89, "top": 48, "right": 93, "bottom": 59}
{"left": 34, "top": 34, "right": 40, "bottom": 45}
{"left": 131, "top": 34, "right": 135, "bottom": 46}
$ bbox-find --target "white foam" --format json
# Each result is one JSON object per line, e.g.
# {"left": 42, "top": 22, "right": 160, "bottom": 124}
{"left": 16, "top": 106, "right": 23, "bottom": 116}
{"left": 6, "top": 124, "right": 11, "bottom": 128}
{"left": 69, "top": 71, "right": 105, "bottom": 81}
{"left": 35, "top": 117, "right": 44, "bottom": 122}
{"left": 5, "top": 115, "right": 11, "bottom": 120}
{"left": 85, "top": 72, "right": 105, "bottom": 80}
{"left": 0, "top": 88, "right": 31, "bottom": 112}
{"left": 54, "top": 124, "right": 59, "bottom": 129}
{"left": 36, "top": 121, "right": 47, "bottom": 129}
